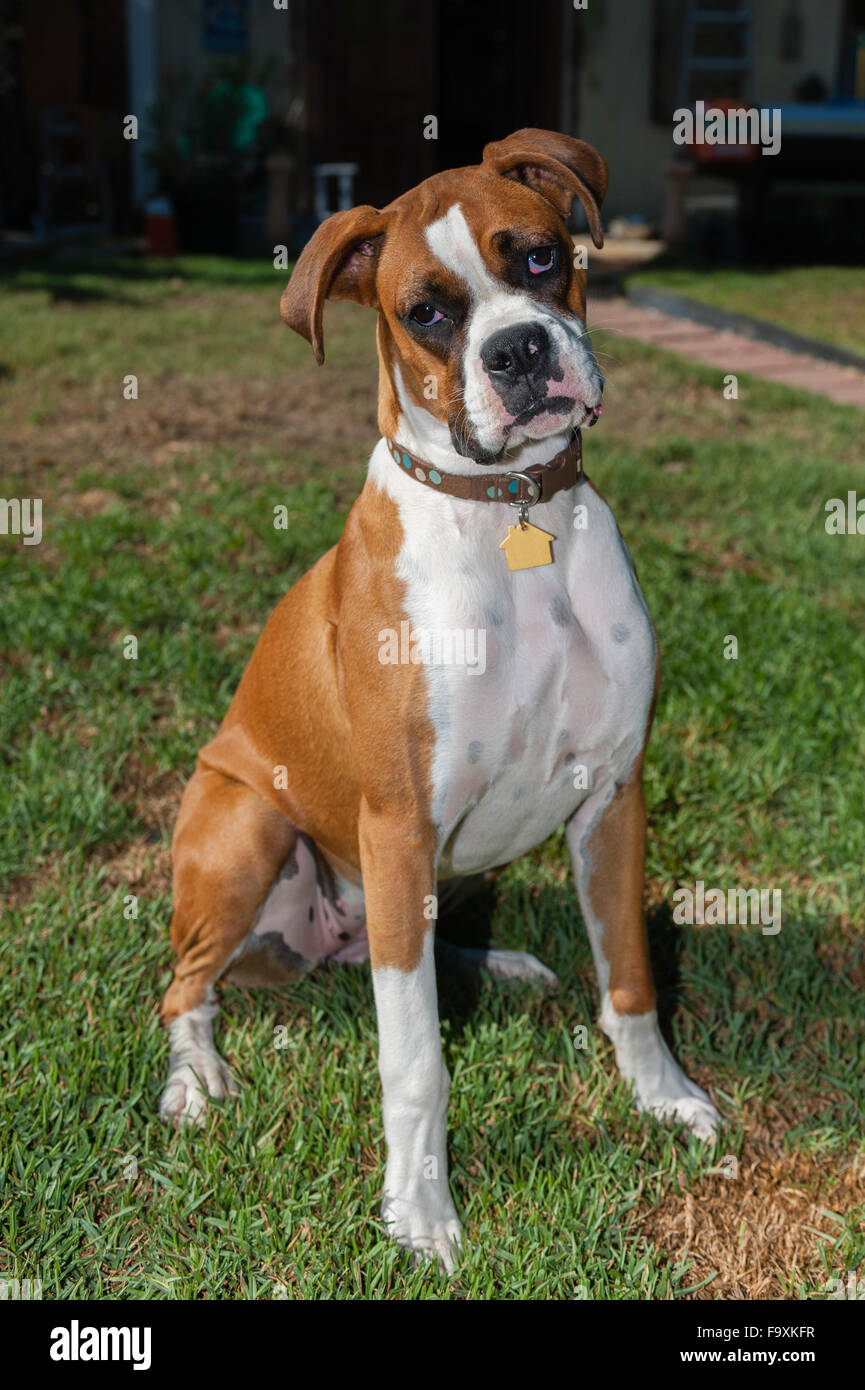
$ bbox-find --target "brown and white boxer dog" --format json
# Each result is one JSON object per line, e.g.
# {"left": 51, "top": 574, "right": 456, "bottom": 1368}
{"left": 159, "top": 128, "right": 720, "bottom": 1271}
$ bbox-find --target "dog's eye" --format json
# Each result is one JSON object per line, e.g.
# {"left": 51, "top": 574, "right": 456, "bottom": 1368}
{"left": 410, "top": 303, "right": 444, "bottom": 325}
{"left": 528, "top": 246, "right": 557, "bottom": 275}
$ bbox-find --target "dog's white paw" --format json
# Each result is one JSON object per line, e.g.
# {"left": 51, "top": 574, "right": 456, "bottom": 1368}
{"left": 160, "top": 1055, "right": 237, "bottom": 1126}
{"left": 601, "top": 1003, "right": 721, "bottom": 1142}
{"left": 439, "top": 941, "right": 559, "bottom": 990}
{"left": 159, "top": 999, "right": 237, "bottom": 1127}
{"left": 381, "top": 1194, "right": 464, "bottom": 1275}
{"left": 482, "top": 948, "right": 560, "bottom": 990}
{"left": 630, "top": 1047, "right": 721, "bottom": 1142}
{"left": 640, "top": 1083, "right": 721, "bottom": 1141}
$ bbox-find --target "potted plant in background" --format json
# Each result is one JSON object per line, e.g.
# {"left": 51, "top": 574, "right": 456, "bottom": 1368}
{"left": 145, "top": 55, "right": 278, "bottom": 255}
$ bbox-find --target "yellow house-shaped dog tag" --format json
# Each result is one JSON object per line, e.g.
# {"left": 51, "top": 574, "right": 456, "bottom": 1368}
{"left": 499, "top": 522, "right": 555, "bottom": 571}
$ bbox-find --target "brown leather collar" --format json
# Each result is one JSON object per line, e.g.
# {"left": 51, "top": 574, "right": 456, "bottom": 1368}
{"left": 384, "top": 431, "right": 583, "bottom": 505}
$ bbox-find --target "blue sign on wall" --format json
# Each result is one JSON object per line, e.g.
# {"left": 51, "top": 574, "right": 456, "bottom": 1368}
{"left": 203, "top": 0, "right": 249, "bottom": 53}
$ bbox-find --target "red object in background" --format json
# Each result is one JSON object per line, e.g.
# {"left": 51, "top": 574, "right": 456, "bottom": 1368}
{"left": 688, "top": 97, "right": 759, "bottom": 165}
{"left": 145, "top": 196, "right": 177, "bottom": 256}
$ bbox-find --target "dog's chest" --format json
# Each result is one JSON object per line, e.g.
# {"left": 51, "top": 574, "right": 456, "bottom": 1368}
{"left": 391, "top": 476, "right": 658, "bottom": 878}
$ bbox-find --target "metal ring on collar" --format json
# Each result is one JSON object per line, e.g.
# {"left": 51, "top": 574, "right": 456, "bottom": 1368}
{"left": 505, "top": 472, "right": 541, "bottom": 508}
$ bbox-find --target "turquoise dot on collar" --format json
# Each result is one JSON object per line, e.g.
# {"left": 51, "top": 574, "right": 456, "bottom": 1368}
{"left": 429, "top": 469, "right": 442, "bottom": 484}
{"left": 391, "top": 446, "right": 400, "bottom": 463}
{"left": 508, "top": 478, "right": 518, "bottom": 494}
{"left": 402, "top": 453, "right": 411, "bottom": 469}
{"left": 487, "top": 485, "right": 496, "bottom": 498}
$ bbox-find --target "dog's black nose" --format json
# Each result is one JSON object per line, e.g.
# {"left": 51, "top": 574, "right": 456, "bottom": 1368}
{"left": 481, "top": 322, "right": 551, "bottom": 384}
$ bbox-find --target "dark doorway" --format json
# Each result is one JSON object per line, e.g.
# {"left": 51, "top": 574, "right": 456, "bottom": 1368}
{"left": 435, "top": 0, "right": 568, "bottom": 172}
{"left": 306, "top": 0, "right": 578, "bottom": 210}
{"left": 0, "top": 0, "right": 130, "bottom": 235}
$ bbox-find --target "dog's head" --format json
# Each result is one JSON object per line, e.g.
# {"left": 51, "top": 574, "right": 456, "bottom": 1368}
{"left": 281, "top": 129, "right": 607, "bottom": 464}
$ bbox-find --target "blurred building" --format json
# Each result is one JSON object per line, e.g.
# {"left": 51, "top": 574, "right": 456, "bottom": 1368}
{"left": 0, "top": 0, "right": 863, "bottom": 259}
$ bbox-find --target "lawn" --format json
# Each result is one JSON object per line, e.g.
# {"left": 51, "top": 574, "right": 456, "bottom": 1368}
{"left": 626, "top": 265, "right": 865, "bottom": 358}
{"left": 1, "top": 255, "right": 863, "bottom": 1300}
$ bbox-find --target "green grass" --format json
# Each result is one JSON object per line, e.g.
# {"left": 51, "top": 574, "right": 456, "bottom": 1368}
{"left": 1, "top": 255, "right": 863, "bottom": 1300}
{"left": 626, "top": 265, "right": 865, "bottom": 357}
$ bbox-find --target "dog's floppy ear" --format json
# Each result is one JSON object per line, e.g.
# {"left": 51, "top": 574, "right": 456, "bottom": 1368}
{"left": 482, "top": 128, "right": 608, "bottom": 249}
{"left": 280, "top": 206, "right": 390, "bottom": 364}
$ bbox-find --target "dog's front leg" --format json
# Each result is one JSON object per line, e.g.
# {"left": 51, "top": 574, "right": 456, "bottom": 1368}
{"left": 566, "top": 758, "right": 721, "bottom": 1140}
{"left": 359, "top": 800, "right": 462, "bottom": 1273}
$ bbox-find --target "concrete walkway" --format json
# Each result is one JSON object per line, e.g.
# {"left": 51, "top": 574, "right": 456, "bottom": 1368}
{"left": 586, "top": 296, "right": 865, "bottom": 407}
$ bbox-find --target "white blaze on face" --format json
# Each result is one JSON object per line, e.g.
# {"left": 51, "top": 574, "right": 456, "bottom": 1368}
{"left": 423, "top": 203, "right": 602, "bottom": 456}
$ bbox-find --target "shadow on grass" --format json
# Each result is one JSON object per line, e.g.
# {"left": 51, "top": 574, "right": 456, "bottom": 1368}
{"left": 0, "top": 254, "right": 288, "bottom": 300}
{"left": 645, "top": 900, "right": 686, "bottom": 1042}
{"left": 435, "top": 876, "right": 497, "bottom": 1038}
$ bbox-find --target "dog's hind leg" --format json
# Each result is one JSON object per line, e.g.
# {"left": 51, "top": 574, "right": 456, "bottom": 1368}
{"left": 436, "top": 939, "right": 559, "bottom": 989}
{"left": 159, "top": 766, "right": 296, "bottom": 1125}
{"left": 435, "top": 875, "right": 559, "bottom": 989}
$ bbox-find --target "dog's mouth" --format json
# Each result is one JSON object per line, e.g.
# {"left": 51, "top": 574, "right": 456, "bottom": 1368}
{"left": 510, "top": 395, "right": 574, "bottom": 427}
{"left": 505, "top": 396, "right": 603, "bottom": 443}
{"left": 451, "top": 398, "right": 603, "bottom": 465}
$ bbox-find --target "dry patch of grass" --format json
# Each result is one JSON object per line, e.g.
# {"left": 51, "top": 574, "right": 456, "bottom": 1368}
{"left": 637, "top": 1114, "right": 863, "bottom": 1299}
{"left": 11, "top": 366, "right": 377, "bottom": 483}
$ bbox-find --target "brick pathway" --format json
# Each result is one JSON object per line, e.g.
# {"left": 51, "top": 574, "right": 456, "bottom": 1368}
{"left": 586, "top": 296, "right": 865, "bottom": 407}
